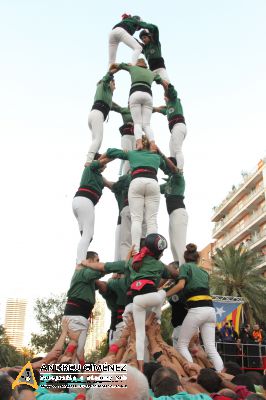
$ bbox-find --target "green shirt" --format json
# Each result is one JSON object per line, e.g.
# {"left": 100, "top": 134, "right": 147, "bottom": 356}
{"left": 111, "top": 174, "right": 131, "bottom": 213}
{"left": 111, "top": 102, "right": 133, "bottom": 124}
{"left": 100, "top": 286, "right": 117, "bottom": 312}
{"left": 93, "top": 72, "right": 114, "bottom": 107}
{"left": 118, "top": 63, "right": 162, "bottom": 88}
{"left": 129, "top": 256, "right": 165, "bottom": 287}
{"left": 104, "top": 260, "right": 126, "bottom": 274}
{"left": 106, "top": 148, "right": 168, "bottom": 173}
{"left": 159, "top": 84, "right": 184, "bottom": 120}
{"left": 160, "top": 172, "right": 185, "bottom": 197}
{"left": 179, "top": 262, "right": 210, "bottom": 300}
{"left": 79, "top": 161, "right": 105, "bottom": 195}
{"left": 67, "top": 268, "right": 103, "bottom": 305}
{"left": 113, "top": 16, "right": 144, "bottom": 36}
{"left": 140, "top": 23, "right": 163, "bottom": 62}
{"left": 108, "top": 277, "right": 128, "bottom": 305}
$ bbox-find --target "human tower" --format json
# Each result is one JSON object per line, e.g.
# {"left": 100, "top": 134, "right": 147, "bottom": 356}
{"left": 61, "top": 14, "right": 223, "bottom": 375}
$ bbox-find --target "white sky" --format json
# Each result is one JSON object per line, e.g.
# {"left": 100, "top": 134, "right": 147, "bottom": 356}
{"left": 0, "top": 1, "right": 266, "bottom": 334}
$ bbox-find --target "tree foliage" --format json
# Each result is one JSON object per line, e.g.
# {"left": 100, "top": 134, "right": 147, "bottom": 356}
{"left": 161, "top": 307, "right": 173, "bottom": 345}
{"left": 210, "top": 244, "right": 266, "bottom": 322}
{"left": 31, "top": 293, "right": 66, "bottom": 352}
{"left": 0, "top": 324, "right": 24, "bottom": 367}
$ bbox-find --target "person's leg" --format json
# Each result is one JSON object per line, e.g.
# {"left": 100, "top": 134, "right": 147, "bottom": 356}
{"left": 87, "top": 109, "right": 104, "bottom": 163}
{"left": 66, "top": 316, "right": 89, "bottom": 365}
{"left": 120, "top": 205, "right": 132, "bottom": 260}
{"left": 143, "top": 178, "right": 160, "bottom": 235}
{"left": 133, "top": 292, "right": 166, "bottom": 362}
{"left": 130, "top": 92, "right": 144, "bottom": 149}
{"left": 153, "top": 68, "right": 170, "bottom": 82}
{"left": 200, "top": 307, "right": 224, "bottom": 372}
{"left": 121, "top": 134, "right": 136, "bottom": 173}
{"left": 176, "top": 308, "right": 203, "bottom": 362}
{"left": 119, "top": 29, "right": 143, "bottom": 65}
{"left": 128, "top": 178, "right": 145, "bottom": 252}
{"left": 72, "top": 197, "right": 95, "bottom": 264}
{"left": 114, "top": 222, "right": 121, "bottom": 261}
{"left": 170, "top": 123, "right": 187, "bottom": 171}
{"left": 172, "top": 326, "right": 182, "bottom": 349}
{"left": 169, "top": 208, "right": 188, "bottom": 265}
{"left": 108, "top": 28, "right": 120, "bottom": 65}
{"left": 141, "top": 93, "right": 154, "bottom": 142}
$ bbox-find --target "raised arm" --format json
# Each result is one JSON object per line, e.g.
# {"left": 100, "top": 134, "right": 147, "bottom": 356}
{"left": 166, "top": 279, "right": 186, "bottom": 298}
{"left": 106, "top": 147, "right": 129, "bottom": 160}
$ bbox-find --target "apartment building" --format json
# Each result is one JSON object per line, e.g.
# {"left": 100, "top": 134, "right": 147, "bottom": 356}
{"left": 208, "top": 158, "right": 266, "bottom": 272}
{"left": 4, "top": 298, "right": 27, "bottom": 349}
{"left": 85, "top": 295, "right": 106, "bottom": 353}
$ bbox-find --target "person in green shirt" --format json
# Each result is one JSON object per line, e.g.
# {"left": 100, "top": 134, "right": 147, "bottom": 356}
{"left": 109, "top": 14, "right": 149, "bottom": 66}
{"left": 165, "top": 243, "right": 224, "bottom": 372}
{"left": 110, "top": 58, "right": 166, "bottom": 150}
{"left": 86, "top": 71, "right": 116, "bottom": 164}
{"left": 139, "top": 23, "right": 170, "bottom": 82}
{"left": 130, "top": 233, "right": 168, "bottom": 372}
{"left": 72, "top": 155, "right": 109, "bottom": 265}
{"left": 103, "top": 138, "right": 176, "bottom": 252}
{"left": 160, "top": 157, "right": 188, "bottom": 265}
{"left": 62, "top": 251, "right": 103, "bottom": 366}
{"left": 154, "top": 82, "right": 187, "bottom": 171}
{"left": 111, "top": 101, "right": 135, "bottom": 174}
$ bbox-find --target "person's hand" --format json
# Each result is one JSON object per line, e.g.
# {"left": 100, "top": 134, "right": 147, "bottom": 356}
{"left": 161, "top": 80, "right": 169, "bottom": 89}
{"left": 109, "top": 63, "right": 119, "bottom": 72}
{"left": 45, "top": 348, "right": 62, "bottom": 362}
{"left": 183, "top": 361, "right": 202, "bottom": 376}
{"left": 84, "top": 162, "right": 91, "bottom": 167}
{"left": 127, "top": 245, "right": 137, "bottom": 260}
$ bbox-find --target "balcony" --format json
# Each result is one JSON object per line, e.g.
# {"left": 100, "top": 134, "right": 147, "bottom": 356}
{"left": 216, "top": 206, "right": 266, "bottom": 248}
{"left": 212, "top": 185, "right": 265, "bottom": 238}
{"left": 254, "top": 254, "right": 266, "bottom": 271}
{"left": 212, "top": 167, "right": 264, "bottom": 222}
{"left": 247, "top": 228, "right": 266, "bottom": 251}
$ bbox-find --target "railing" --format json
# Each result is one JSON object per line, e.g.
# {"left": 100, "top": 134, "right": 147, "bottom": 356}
{"left": 216, "top": 206, "right": 266, "bottom": 248}
{"left": 215, "top": 341, "right": 266, "bottom": 370}
{"left": 212, "top": 167, "right": 261, "bottom": 216}
{"left": 213, "top": 185, "right": 264, "bottom": 234}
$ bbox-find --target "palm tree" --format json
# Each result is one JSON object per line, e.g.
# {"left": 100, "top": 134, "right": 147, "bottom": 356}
{"left": 210, "top": 244, "right": 266, "bottom": 322}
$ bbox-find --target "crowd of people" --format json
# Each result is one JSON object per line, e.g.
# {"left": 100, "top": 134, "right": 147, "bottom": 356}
{"left": 1, "top": 12, "right": 266, "bottom": 400}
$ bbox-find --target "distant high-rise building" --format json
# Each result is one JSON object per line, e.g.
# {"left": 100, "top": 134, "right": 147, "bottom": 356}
{"left": 85, "top": 296, "right": 106, "bottom": 354}
{"left": 4, "top": 298, "right": 27, "bottom": 349}
{"left": 201, "top": 157, "right": 266, "bottom": 275}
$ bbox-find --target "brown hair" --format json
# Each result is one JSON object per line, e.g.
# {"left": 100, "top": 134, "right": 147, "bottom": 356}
{"left": 184, "top": 243, "right": 200, "bottom": 263}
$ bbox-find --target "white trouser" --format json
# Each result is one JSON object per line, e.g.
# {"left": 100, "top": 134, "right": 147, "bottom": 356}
{"left": 121, "top": 134, "right": 136, "bottom": 174}
{"left": 172, "top": 326, "right": 181, "bottom": 350}
{"left": 120, "top": 206, "right": 132, "bottom": 260}
{"left": 120, "top": 205, "right": 147, "bottom": 260}
{"left": 153, "top": 67, "right": 170, "bottom": 82}
{"left": 170, "top": 123, "right": 187, "bottom": 170}
{"left": 109, "top": 27, "right": 142, "bottom": 66}
{"left": 177, "top": 307, "right": 224, "bottom": 372}
{"left": 114, "top": 223, "right": 121, "bottom": 261}
{"left": 169, "top": 208, "right": 188, "bottom": 265}
{"left": 72, "top": 197, "right": 95, "bottom": 264}
{"left": 129, "top": 92, "right": 154, "bottom": 141}
{"left": 133, "top": 290, "right": 166, "bottom": 361}
{"left": 87, "top": 109, "right": 104, "bottom": 163}
{"left": 63, "top": 315, "right": 89, "bottom": 361}
{"left": 129, "top": 177, "right": 160, "bottom": 252}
